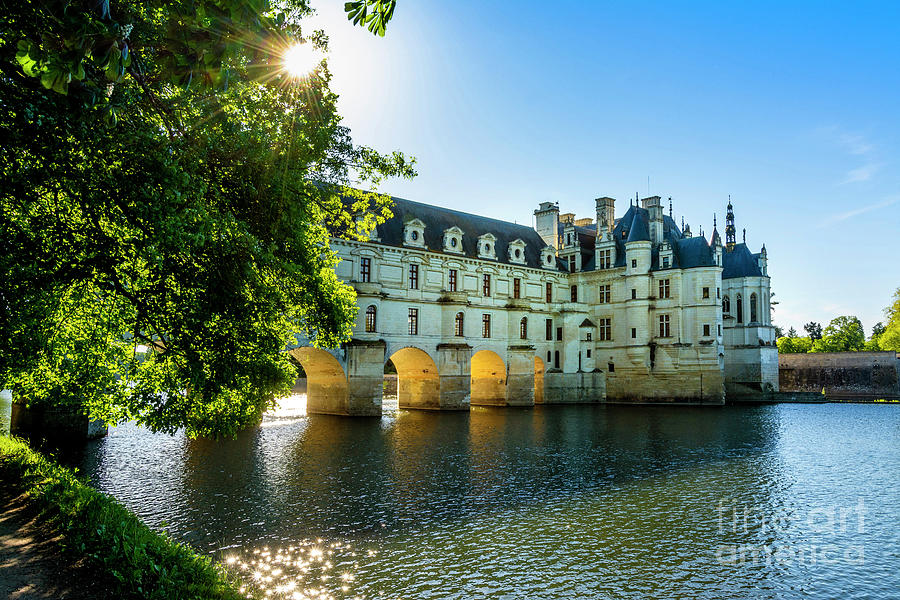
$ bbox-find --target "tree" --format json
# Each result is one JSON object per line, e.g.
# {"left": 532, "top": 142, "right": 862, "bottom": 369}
{"left": 787, "top": 326, "right": 798, "bottom": 338}
{"left": 879, "top": 288, "right": 900, "bottom": 352}
{"left": 1, "top": 0, "right": 414, "bottom": 438}
{"left": 774, "top": 325, "right": 784, "bottom": 339}
{"left": 777, "top": 336, "right": 812, "bottom": 354}
{"left": 804, "top": 321, "right": 823, "bottom": 341}
{"left": 811, "top": 316, "right": 865, "bottom": 353}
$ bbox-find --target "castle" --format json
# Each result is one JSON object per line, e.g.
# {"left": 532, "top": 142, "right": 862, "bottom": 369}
{"left": 292, "top": 193, "right": 777, "bottom": 415}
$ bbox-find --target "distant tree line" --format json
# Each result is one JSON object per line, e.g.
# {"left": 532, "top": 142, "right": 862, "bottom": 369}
{"left": 775, "top": 287, "right": 900, "bottom": 353}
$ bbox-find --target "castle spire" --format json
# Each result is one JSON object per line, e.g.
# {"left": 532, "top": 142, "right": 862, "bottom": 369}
{"left": 669, "top": 197, "right": 673, "bottom": 218}
{"left": 725, "top": 195, "right": 736, "bottom": 251}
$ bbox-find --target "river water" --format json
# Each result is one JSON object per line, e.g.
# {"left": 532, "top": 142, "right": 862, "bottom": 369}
{"left": 7, "top": 396, "right": 900, "bottom": 599}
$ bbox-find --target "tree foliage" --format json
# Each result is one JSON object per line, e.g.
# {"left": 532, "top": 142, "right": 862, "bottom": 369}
{"left": 811, "top": 316, "right": 865, "bottom": 353}
{"left": 879, "top": 288, "right": 900, "bottom": 352}
{"left": 776, "top": 336, "right": 812, "bottom": 354}
{"left": 803, "top": 321, "right": 823, "bottom": 341}
{"left": 1, "top": 0, "right": 414, "bottom": 438}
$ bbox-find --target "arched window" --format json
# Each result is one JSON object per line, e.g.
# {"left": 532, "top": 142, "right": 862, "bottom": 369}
{"left": 520, "top": 317, "right": 528, "bottom": 340}
{"left": 736, "top": 294, "right": 743, "bottom": 323}
{"left": 454, "top": 312, "right": 464, "bottom": 337}
{"left": 365, "top": 305, "right": 377, "bottom": 333}
{"left": 750, "top": 293, "right": 758, "bottom": 323}
{"left": 723, "top": 295, "right": 730, "bottom": 314}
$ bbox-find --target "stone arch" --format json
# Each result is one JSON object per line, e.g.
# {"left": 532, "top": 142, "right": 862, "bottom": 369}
{"left": 470, "top": 349, "right": 507, "bottom": 406}
{"left": 534, "top": 356, "right": 546, "bottom": 404}
{"left": 288, "top": 348, "right": 348, "bottom": 415}
{"left": 388, "top": 347, "right": 441, "bottom": 409}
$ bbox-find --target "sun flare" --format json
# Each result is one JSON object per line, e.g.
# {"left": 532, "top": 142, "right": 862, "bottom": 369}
{"left": 283, "top": 43, "right": 321, "bottom": 77}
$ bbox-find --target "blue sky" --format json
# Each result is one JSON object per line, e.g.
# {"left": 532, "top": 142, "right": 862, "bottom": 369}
{"left": 308, "top": 0, "right": 899, "bottom": 334}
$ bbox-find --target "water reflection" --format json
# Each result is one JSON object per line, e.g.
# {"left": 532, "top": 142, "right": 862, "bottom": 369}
{"left": 62, "top": 404, "right": 900, "bottom": 599}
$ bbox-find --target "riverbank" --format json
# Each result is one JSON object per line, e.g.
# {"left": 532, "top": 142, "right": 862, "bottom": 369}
{"left": 0, "top": 436, "right": 245, "bottom": 600}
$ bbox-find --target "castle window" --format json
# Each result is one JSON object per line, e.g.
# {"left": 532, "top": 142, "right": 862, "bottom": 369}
{"left": 631, "top": 288, "right": 637, "bottom": 300}
{"left": 718, "top": 324, "right": 722, "bottom": 336}
{"left": 703, "top": 287, "right": 710, "bottom": 299}
{"left": 520, "top": 317, "right": 528, "bottom": 340}
{"left": 360, "top": 257, "right": 371, "bottom": 283}
{"left": 411, "top": 230, "right": 418, "bottom": 241}
{"left": 556, "top": 327, "right": 563, "bottom": 341}
{"left": 658, "top": 314, "right": 671, "bottom": 338}
{"left": 569, "top": 256, "right": 576, "bottom": 272}
{"left": 659, "top": 279, "right": 670, "bottom": 299}
{"left": 631, "top": 259, "right": 637, "bottom": 268}
{"left": 717, "top": 287, "right": 721, "bottom": 299}
{"left": 703, "top": 324, "right": 711, "bottom": 337}
{"left": 448, "top": 269, "right": 458, "bottom": 292}
{"left": 599, "top": 249, "right": 612, "bottom": 269}
{"left": 547, "top": 350, "right": 551, "bottom": 363}
{"left": 365, "top": 305, "right": 377, "bottom": 333}
{"left": 482, "top": 274, "right": 491, "bottom": 297}
{"left": 586, "top": 332, "right": 592, "bottom": 341}
{"left": 608, "top": 362, "right": 615, "bottom": 373}
{"left": 723, "top": 295, "right": 731, "bottom": 314}
{"left": 586, "top": 349, "right": 591, "bottom": 358}
{"left": 599, "top": 284, "right": 611, "bottom": 303}
{"left": 631, "top": 328, "right": 636, "bottom": 339}
{"left": 546, "top": 319, "right": 553, "bottom": 341}
{"left": 567, "top": 233, "right": 572, "bottom": 245}
{"left": 408, "top": 308, "right": 418, "bottom": 335}
{"left": 451, "top": 237, "right": 457, "bottom": 247}
{"left": 409, "top": 264, "right": 418, "bottom": 290}
{"left": 482, "top": 314, "right": 491, "bottom": 338}
{"left": 570, "top": 285, "right": 578, "bottom": 303}
{"left": 513, "top": 278, "right": 521, "bottom": 299}
{"left": 750, "top": 293, "right": 758, "bottom": 323}
{"left": 662, "top": 256, "right": 670, "bottom": 268}
{"left": 454, "top": 312, "right": 464, "bottom": 337}
{"left": 554, "top": 351, "right": 560, "bottom": 369}
{"left": 736, "top": 294, "right": 743, "bottom": 323}
{"left": 599, "top": 318, "right": 612, "bottom": 341}
{"left": 546, "top": 282, "right": 553, "bottom": 303}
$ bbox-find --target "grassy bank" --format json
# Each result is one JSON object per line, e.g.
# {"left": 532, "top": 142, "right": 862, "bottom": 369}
{"left": 0, "top": 435, "right": 245, "bottom": 600}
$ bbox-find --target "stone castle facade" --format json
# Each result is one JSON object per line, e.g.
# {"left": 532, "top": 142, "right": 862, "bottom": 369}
{"left": 292, "top": 193, "right": 777, "bottom": 415}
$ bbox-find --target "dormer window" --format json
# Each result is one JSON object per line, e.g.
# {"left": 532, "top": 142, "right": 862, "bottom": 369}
{"left": 477, "top": 233, "right": 497, "bottom": 260}
{"left": 403, "top": 218, "right": 426, "bottom": 248}
{"left": 443, "top": 226, "right": 464, "bottom": 254}
{"left": 508, "top": 238, "right": 527, "bottom": 265}
{"left": 540, "top": 246, "right": 556, "bottom": 270}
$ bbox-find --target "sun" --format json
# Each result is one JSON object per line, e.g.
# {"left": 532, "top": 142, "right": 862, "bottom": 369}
{"left": 282, "top": 43, "right": 321, "bottom": 77}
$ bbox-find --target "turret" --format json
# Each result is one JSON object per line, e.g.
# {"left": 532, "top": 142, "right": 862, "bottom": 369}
{"left": 758, "top": 244, "right": 768, "bottom": 276}
{"left": 534, "top": 202, "right": 560, "bottom": 249}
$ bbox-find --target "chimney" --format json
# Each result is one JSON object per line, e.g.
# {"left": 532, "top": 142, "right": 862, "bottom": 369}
{"left": 642, "top": 196, "right": 664, "bottom": 245}
{"left": 534, "top": 201, "right": 560, "bottom": 249}
{"left": 595, "top": 197, "right": 615, "bottom": 234}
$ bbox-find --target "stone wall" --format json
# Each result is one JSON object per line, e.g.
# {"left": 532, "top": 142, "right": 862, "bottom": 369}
{"left": 779, "top": 352, "right": 900, "bottom": 401}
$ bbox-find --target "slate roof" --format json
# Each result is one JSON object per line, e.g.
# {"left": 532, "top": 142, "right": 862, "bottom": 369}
{"left": 374, "top": 196, "right": 554, "bottom": 269}
{"left": 722, "top": 243, "right": 763, "bottom": 279}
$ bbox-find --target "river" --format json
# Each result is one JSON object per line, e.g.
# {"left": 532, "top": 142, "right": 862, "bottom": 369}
{"left": 5, "top": 395, "right": 899, "bottom": 599}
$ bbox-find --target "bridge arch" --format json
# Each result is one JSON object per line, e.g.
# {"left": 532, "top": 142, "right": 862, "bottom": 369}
{"left": 387, "top": 347, "right": 441, "bottom": 409}
{"left": 471, "top": 349, "right": 507, "bottom": 406}
{"left": 288, "top": 347, "right": 348, "bottom": 415}
{"left": 534, "top": 356, "right": 546, "bottom": 404}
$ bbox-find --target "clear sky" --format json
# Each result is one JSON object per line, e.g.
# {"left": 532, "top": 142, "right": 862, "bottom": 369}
{"left": 307, "top": 0, "right": 899, "bottom": 335}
